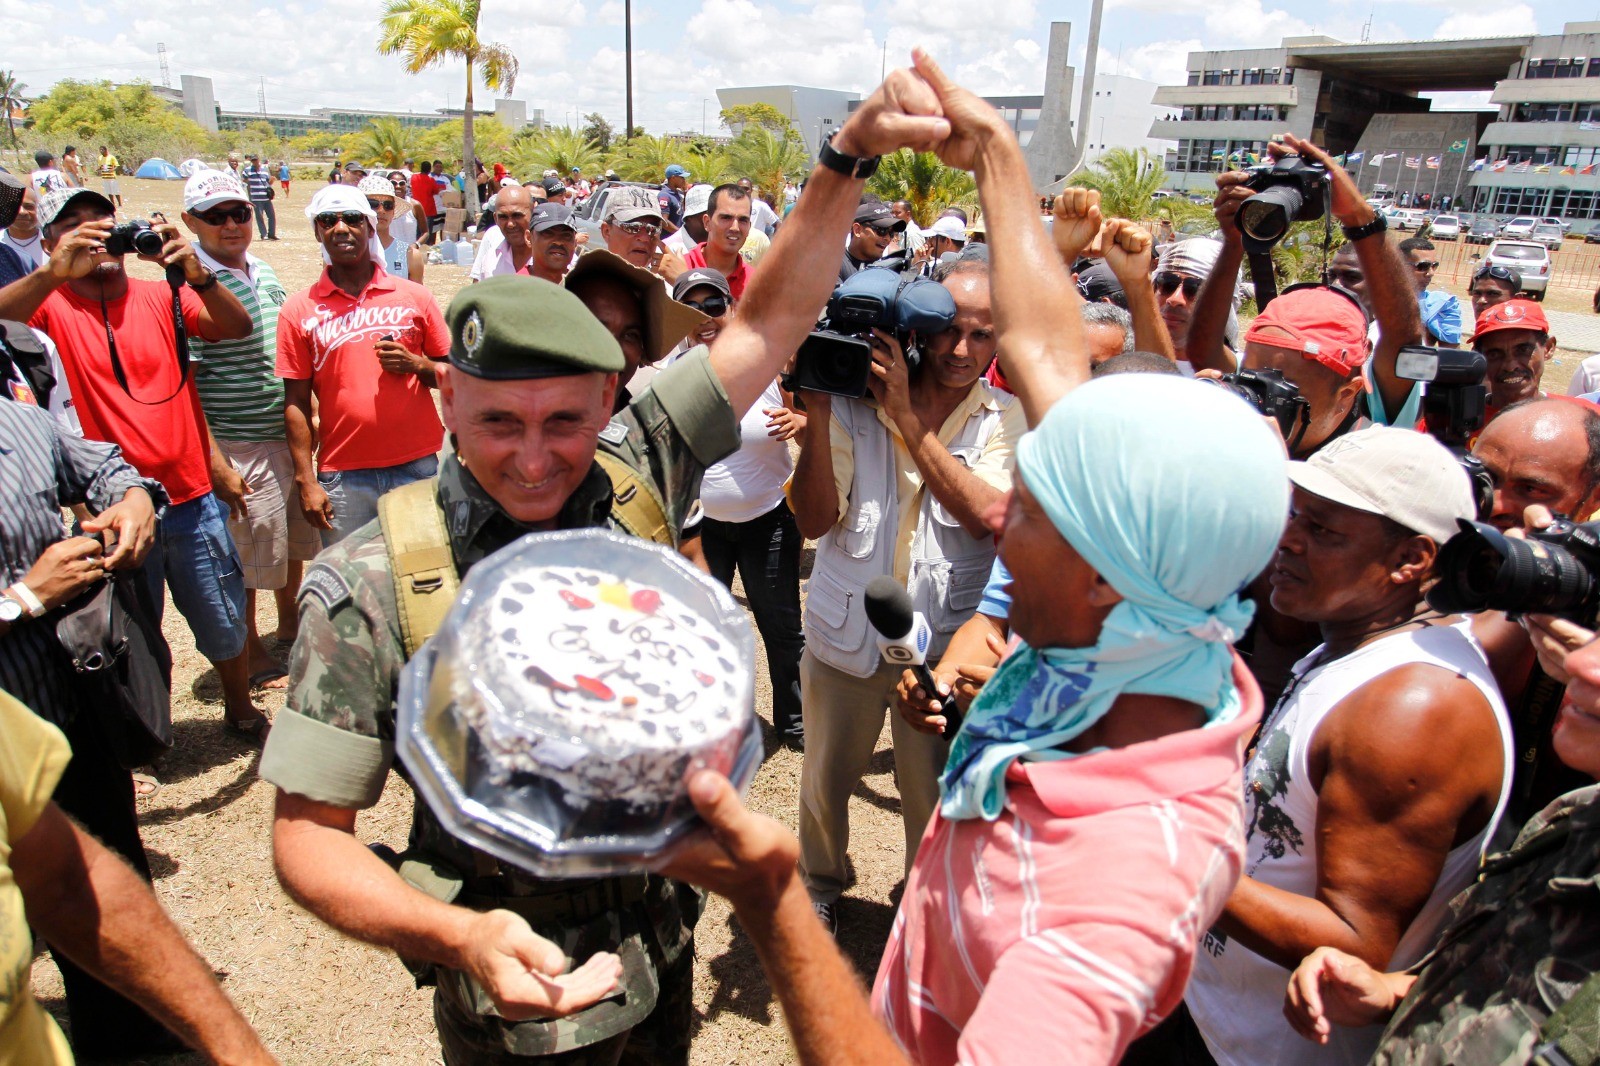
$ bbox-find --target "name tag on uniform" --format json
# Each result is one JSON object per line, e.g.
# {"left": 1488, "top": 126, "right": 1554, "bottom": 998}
{"left": 599, "top": 420, "right": 629, "bottom": 446}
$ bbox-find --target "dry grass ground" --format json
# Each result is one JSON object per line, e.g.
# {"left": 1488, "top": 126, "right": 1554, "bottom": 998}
{"left": 27, "top": 179, "right": 1600, "bottom": 1064}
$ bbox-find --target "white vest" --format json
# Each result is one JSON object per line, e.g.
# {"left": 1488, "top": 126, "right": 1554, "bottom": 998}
{"left": 1185, "top": 620, "right": 1514, "bottom": 1066}
{"left": 803, "top": 389, "right": 1007, "bottom": 678}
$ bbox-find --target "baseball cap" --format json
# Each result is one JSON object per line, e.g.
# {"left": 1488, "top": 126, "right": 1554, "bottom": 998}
{"left": 604, "top": 185, "right": 664, "bottom": 224}
{"left": 672, "top": 267, "right": 732, "bottom": 301}
{"left": 499, "top": 175, "right": 520, "bottom": 188}
{"left": 1076, "top": 260, "right": 1126, "bottom": 304}
{"left": 184, "top": 169, "right": 250, "bottom": 213}
{"left": 37, "top": 186, "right": 115, "bottom": 230}
{"left": 0, "top": 172, "right": 24, "bottom": 231}
{"left": 924, "top": 216, "right": 967, "bottom": 243}
{"left": 541, "top": 176, "right": 566, "bottom": 196}
{"left": 665, "top": 164, "right": 690, "bottom": 179}
{"left": 447, "top": 275, "right": 623, "bottom": 379}
{"left": 1473, "top": 298, "right": 1548, "bottom": 341}
{"left": 1286, "top": 426, "right": 1475, "bottom": 544}
{"left": 854, "top": 202, "right": 905, "bottom": 231}
{"left": 344, "top": 160, "right": 368, "bottom": 174}
{"left": 683, "top": 183, "right": 713, "bottom": 216}
{"left": 1243, "top": 285, "right": 1370, "bottom": 376}
{"left": 531, "top": 203, "right": 575, "bottom": 232}
{"left": 565, "top": 250, "right": 710, "bottom": 364}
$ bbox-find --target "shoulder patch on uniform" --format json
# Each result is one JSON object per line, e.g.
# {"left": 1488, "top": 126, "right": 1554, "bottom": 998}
{"left": 598, "top": 420, "right": 630, "bottom": 445}
{"left": 298, "top": 563, "right": 353, "bottom": 614}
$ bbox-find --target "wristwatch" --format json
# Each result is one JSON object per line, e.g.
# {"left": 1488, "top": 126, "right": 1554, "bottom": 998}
{"left": 0, "top": 595, "right": 21, "bottom": 624}
{"left": 1341, "top": 213, "right": 1387, "bottom": 242}
{"left": 189, "top": 268, "right": 219, "bottom": 294}
{"left": 818, "top": 130, "right": 881, "bottom": 181}
{"left": 7, "top": 582, "right": 46, "bottom": 618}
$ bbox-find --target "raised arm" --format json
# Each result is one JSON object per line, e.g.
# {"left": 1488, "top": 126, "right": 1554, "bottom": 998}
{"left": 1101, "top": 218, "right": 1175, "bottom": 362}
{"left": 1188, "top": 174, "right": 1250, "bottom": 374}
{"left": 0, "top": 218, "right": 116, "bottom": 323}
{"left": 707, "top": 72, "right": 952, "bottom": 418}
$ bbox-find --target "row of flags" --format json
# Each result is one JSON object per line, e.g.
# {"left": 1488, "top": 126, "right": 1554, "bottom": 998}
{"left": 1202, "top": 141, "right": 1597, "bottom": 177}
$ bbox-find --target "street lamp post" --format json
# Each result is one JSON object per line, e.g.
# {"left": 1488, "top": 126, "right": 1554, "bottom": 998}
{"left": 624, "top": 0, "right": 634, "bottom": 141}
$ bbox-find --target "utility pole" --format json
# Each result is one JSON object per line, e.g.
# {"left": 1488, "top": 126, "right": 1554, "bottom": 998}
{"left": 257, "top": 76, "right": 267, "bottom": 116}
{"left": 624, "top": 0, "right": 634, "bottom": 140}
{"left": 158, "top": 42, "right": 171, "bottom": 89}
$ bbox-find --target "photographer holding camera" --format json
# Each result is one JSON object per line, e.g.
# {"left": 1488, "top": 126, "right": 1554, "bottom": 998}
{"left": 787, "top": 251, "right": 1024, "bottom": 934}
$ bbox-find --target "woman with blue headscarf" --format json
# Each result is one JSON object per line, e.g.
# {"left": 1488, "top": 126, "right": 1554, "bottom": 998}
{"left": 871, "top": 371, "right": 1289, "bottom": 1065}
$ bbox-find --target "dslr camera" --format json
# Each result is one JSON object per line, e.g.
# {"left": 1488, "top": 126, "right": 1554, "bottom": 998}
{"left": 789, "top": 268, "right": 956, "bottom": 399}
{"left": 1209, "top": 367, "right": 1312, "bottom": 450}
{"left": 102, "top": 219, "right": 165, "bottom": 258}
{"left": 1429, "top": 517, "right": 1600, "bottom": 629}
{"left": 1238, "top": 155, "right": 1329, "bottom": 253}
{"left": 1395, "top": 344, "right": 1494, "bottom": 519}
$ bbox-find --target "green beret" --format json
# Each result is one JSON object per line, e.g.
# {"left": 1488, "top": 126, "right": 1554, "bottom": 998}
{"left": 446, "top": 274, "right": 624, "bottom": 379}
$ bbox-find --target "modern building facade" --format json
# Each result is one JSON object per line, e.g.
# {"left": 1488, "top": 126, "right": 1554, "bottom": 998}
{"left": 1150, "top": 22, "right": 1600, "bottom": 229}
{"left": 1081, "top": 74, "right": 1179, "bottom": 164}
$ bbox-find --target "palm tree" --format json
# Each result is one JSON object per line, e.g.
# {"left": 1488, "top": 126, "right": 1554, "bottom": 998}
{"left": 728, "top": 129, "right": 807, "bottom": 201}
{"left": 867, "top": 150, "right": 977, "bottom": 227}
{"left": 684, "top": 145, "right": 734, "bottom": 187}
{"left": 377, "top": 0, "right": 518, "bottom": 216}
{"left": 0, "top": 71, "right": 27, "bottom": 164}
{"left": 357, "top": 117, "right": 421, "bottom": 169}
{"left": 609, "top": 133, "right": 688, "bottom": 182}
{"left": 509, "top": 127, "right": 603, "bottom": 181}
{"left": 1072, "top": 148, "right": 1168, "bottom": 221}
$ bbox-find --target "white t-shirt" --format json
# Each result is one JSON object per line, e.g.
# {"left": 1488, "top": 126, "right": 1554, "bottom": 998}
{"left": 383, "top": 237, "right": 411, "bottom": 280}
{"left": 699, "top": 377, "right": 793, "bottom": 523}
{"left": 29, "top": 169, "right": 70, "bottom": 195}
{"left": 0, "top": 230, "right": 44, "bottom": 270}
{"left": 749, "top": 197, "right": 779, "bottom": 236}
{"left": 1569, "top": 354, "right": 1600, "bottom": 398}
{"left": 390, "top": 201, "right": 420, "bottom": 246}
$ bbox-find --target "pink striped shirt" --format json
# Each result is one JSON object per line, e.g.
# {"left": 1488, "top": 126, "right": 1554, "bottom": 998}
{"left": 871, "top": 657, "right": 1263, "bottom": 1066}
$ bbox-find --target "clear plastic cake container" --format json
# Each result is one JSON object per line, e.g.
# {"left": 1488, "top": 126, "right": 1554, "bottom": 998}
{"left": 396, "top": 528, "right": 761, "bottom": 879}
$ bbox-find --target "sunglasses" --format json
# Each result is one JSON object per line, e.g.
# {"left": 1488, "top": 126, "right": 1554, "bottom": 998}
{"left": 196, "top": 204, "right": 254, "bottom": 226}
{"left": 1412, "top": 260, "right": 1440, "bottom": 271}
{"left": 1473, "top": 262, "right": 1518, "bottom": 282}
{"left": 315, "top": 211, "right": 368, "bottom": 228}
{"left": 1154, "top": 273, "right": 1202, "bottom": 299}
{"left": 614, "top": 220, "right": 660, "bottom": 238}
{"left": 367, "top": 198, "right": 396, "bottom": 212}
{"left": 868, "top": 223, "right": 900, "bottom": 238}
{"left": 683, "top": 295, "right": 730, "bottom": 317}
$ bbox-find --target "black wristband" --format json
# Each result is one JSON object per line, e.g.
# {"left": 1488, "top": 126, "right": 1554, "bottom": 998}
{"left": 188, "top": 269, "right": 218, "bottom": 294}
{"left": 1340, "top": 214, "right": 1387, "bottom": 242}
{"left": 818, "top": 130, "right": 880, "bottom": 180}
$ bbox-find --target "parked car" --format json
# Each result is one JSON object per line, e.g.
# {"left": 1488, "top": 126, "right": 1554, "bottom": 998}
{"left": 1392, "top": 209, "right": 1428, "bottom": 231}
{"left": 1430, "top": 215, "right": 1462, "bottom": 241}
{"left": 1500, "top": 216, "right": 1538, "bottom": 239}
{"left": 1486, "top": 240, "right": 1550, "bottom": 299}
{"left": 1584, "top": 228, "right": 1600, "bottom": 245}
{"left": 1531, "top": 222, "right": 1566, "bottom": 250}
{"left": 1467, "top": 217, "right": 1499, "bottom": 245}
{"left": 1540, "top": 216, "right": 1572, "bottom": 232}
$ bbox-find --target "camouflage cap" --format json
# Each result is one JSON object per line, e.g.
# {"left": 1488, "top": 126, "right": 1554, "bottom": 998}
{"left": 446, "top": 275, "right": 625, "bottom": 379}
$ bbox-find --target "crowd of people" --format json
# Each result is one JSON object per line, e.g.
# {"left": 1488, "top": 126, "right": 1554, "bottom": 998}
{"left": 1, "top": 47, "right": 1597, "bottom": 1066}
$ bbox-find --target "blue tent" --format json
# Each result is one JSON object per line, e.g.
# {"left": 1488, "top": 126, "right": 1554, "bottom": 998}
{"left": 135, "top": 157, "right": 183, "bottom": 180}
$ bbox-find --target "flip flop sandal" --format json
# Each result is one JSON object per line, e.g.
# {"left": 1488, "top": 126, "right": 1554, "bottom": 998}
{"left": 224, "top": 715, "right": 272, "bottom": 744}
{"left": 249, "top": 666, "right": 289, "bottom": 690}
{"left": 132, "top": 773, "right": 161, "bottom": 798}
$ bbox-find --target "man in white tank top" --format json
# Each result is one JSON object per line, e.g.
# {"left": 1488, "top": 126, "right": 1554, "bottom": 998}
{"left": 1149, "top": 427, "right": 1517, "bottom": 1066}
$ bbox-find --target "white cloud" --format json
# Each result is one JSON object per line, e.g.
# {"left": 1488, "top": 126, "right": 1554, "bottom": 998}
{"left": 1434, "top": 4, "right": 1537, "bottom": 39}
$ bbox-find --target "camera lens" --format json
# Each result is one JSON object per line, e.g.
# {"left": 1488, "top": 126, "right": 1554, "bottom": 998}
{"left": 1239, "top": 187, "right": 1301, "bottom": 248}
{"left": 1429, "top": 520, "right": 1599, "bottom": 621}
{"left": 132, "top": 227, "right": 165, "bottom": 256}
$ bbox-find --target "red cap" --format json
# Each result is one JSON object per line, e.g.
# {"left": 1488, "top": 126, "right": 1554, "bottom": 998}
{"left": 1474, "top": 298, "right": 1549, "bottom": 341}
{"left": 1243, "top": 286, "right": 1369, "bottom": 376}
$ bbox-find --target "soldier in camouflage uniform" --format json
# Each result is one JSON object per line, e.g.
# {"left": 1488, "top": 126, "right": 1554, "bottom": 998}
{"left": 1285, "top": 630, "right": 1600, "bottom": 1066}
{"left": 257, "top": 83, "right": 933, "bottom": 1062}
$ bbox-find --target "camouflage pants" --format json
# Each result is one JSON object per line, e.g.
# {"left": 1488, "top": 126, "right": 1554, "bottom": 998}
{"left": 434, "top": 949, "right": 695, "bottom": 1066}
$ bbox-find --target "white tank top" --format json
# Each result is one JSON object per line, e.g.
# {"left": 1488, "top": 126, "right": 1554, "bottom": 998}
{"left": 383, "top": 237, "right": 411, "bottom": 280}
{"left": 1185, "top": 620, "right": 1514, "bottom": 1066}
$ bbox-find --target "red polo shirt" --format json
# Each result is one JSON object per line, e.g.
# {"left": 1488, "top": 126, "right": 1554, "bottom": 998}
{"left": 276, "top": 266, "right": 450, "bottom": 472}
{"left": 683, "top": 243, "right": 751, "bottom": 299}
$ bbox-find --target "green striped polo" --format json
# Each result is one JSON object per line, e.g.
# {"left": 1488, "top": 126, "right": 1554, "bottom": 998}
{"left": 191, "top": 253, "right": 288, "bottom": 442}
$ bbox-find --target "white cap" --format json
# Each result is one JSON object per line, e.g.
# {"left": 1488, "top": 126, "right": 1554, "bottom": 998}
{"left": 183, "top": 169, "right": 249, "bottom": 213}
{"left": 684, "top": 183, "right": 713, "bottom": 216}
{"left": 925, "top": 216, "right": 967, "bottom": 243}
{"left": 1286, "top": 426, "right": 1475, "bottom": 544}
{"left": 356, "top": 174, "right": 397, "bottom": 196}
{"left": 499, "top": 175, "right": 520, "bottom": 188}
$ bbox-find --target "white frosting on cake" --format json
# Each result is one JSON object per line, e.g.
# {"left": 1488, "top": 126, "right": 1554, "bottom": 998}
{"left": 453, "top": 565, "right": 750, "bottom": 807}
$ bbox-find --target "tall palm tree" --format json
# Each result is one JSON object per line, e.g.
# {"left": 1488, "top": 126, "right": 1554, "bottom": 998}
{"left": 1073, "top": 148, "right": 1168, "bottom": 221}
{"left": 867, "top": 150, "right": 977, "bottom": 227}
{"left": 728, "top": 129, "right": 807, "bottom": 202}
{"left": 358, "top": 117, "right": 422, "bottom": 169}
{"left": 684, "top": 145, "right": 734, "bottom": 187}
{"left": 0, "top": 71, "right": 27, "bottom": 164}
{"left": 377, "top": 0, "right": 518, "bottom": 216}
{"left": 609, "top": 133, "right": 687, "bottom": 182}
{"left": 509, "top": 127, "right": 603, "bottom": 181}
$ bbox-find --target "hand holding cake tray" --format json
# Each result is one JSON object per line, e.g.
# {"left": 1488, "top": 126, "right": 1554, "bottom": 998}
{"left": 397, "top": 528, "right": 762, "bottom": 878}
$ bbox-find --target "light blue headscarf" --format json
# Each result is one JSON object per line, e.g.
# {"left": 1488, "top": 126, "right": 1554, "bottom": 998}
{"left": 940, "top": 374, "right": 1291, "bottom": 821}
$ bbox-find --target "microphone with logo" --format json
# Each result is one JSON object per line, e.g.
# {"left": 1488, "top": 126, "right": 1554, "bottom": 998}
{"left": 864, "top": 576, "right": 963, "bottom": 736}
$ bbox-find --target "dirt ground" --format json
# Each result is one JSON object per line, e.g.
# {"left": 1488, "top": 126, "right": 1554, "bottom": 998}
{"left": 27, "top": 178, "right": 1600, "bottom": 1064}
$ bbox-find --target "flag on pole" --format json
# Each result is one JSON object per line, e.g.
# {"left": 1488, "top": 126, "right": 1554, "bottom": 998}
{"left": 1405, "top": 156, "right": 1421, "bottom": 169}
{"left": 1582, "top": 122, "right": 1600, "bottom": 132}
{"left": 1491, "top": 159, "right": 1508, "bottom": 172}
{"left": 1562, "top": 166, "right": 1578, "bottom": 175}
{"left": 1425, "top": 156, "right": 1441, "bottom": 169}
{"left": 1470, "top": 157, "right": 1487, "bottom": 171}
{"left": 1246, "top": 152, "right": 1260, "bottom": 164}
{"left": 1447, "top": 139, "right": 1468, "bottom": 153}
{"left": 1211, "top": 146, "right": 1226, "bottom": 156}
{"left": 1534, "top": 164, "right": 1550, "bottom": 173}
{"left": 1513, "top": 161, "right": 1531, "bottom": 172}
{"left": 1582, "top": 163, "right": 1598, "bottom": 175}
{"left": 1346, "top": 151, "right": 1364, "bottom": 164}
{"left": 1366, "top": 153, "right": 1386, "bottom": 166}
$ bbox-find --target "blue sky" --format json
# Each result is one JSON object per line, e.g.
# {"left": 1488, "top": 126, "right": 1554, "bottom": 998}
{"left": 3, "top": 0, "right": 1556, "bottom": 135}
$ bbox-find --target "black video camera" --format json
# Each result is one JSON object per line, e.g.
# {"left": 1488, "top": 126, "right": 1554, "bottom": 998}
{"left": 103, "top": 219, "right": 165, "bottom": 258}
{"left": 789, "top": 268, "right": 956, "bottom": 399}
{"left": 1395, "top": 345, "right": 1494, "bottom": 520}
{"left": 1209, "top": 367, "right": 1312, "bottom": 450}
{"left": 1429, "top": 517, "right": 1600, "bottom": 628}
{"left": 1238, "top": 156, "right": 1329, "bottom": 253}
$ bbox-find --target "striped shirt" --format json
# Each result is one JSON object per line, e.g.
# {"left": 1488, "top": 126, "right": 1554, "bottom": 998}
{"left": 191, "top": 250, "right": 288, "bottom": 442}
{"left": 243, "top": 165, "right": 273, "bottom": 202}
{"left": 0, "top": 401, "right": 165, "bottom": 727}
{"left": 871, "top": 656, "right": 1264, "bottom": 1066}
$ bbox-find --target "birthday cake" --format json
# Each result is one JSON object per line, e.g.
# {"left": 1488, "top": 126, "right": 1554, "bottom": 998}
{"left": 452, "top": 565, "right": 752, "bottom": 809}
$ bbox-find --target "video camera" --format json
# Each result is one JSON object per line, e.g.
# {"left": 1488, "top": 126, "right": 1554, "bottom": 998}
{"left": 1208, "top": 367, "right": 1312, "bottom": 451}
{"left": 1429, "top": 516, "right": 1600, "bottom": 629}
{"left": 103, "top": 219, "right": 166, "bottom": 258}
{"left": 1238, "top": 156, "right": 1329, "bottom": 254}
{"left": 1395, "top": 345, "right": 1494, "bottom": 520}
{"left": 788, "top": 268, "right": 956, "bottom": 399}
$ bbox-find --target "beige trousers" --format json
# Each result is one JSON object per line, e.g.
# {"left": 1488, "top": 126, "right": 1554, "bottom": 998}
{"left": 796, "top": 648, "right": 948, "bottom": 903}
